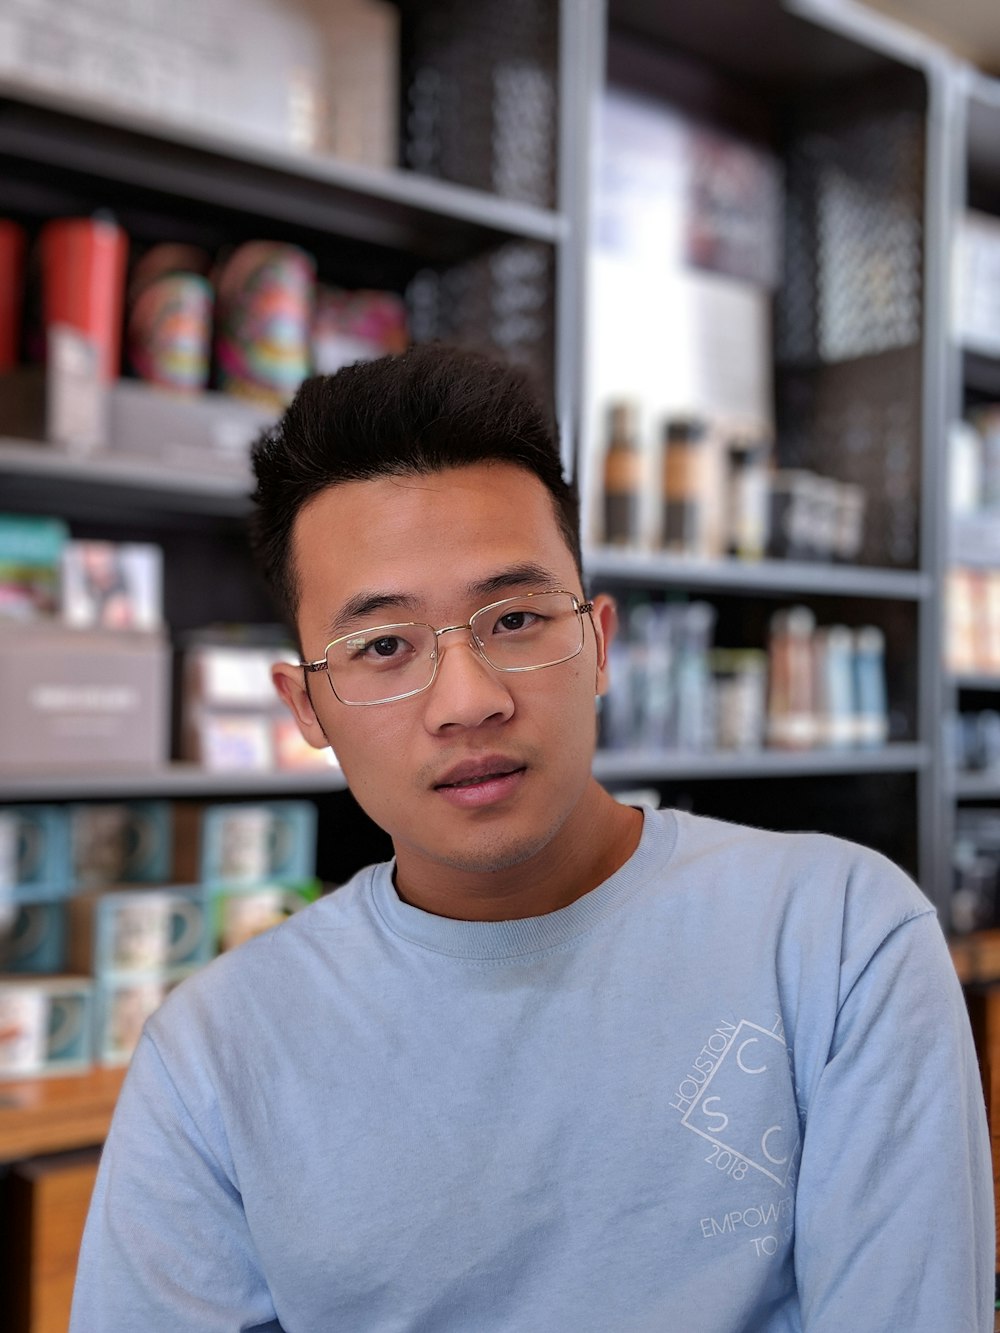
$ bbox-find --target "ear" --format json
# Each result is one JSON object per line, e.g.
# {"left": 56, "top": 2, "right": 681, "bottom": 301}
{"left": 590, "top": 593, "right": 618, "bottom": 698}
{"left": 272, "top": 662, "right": 331, "bottom": 749}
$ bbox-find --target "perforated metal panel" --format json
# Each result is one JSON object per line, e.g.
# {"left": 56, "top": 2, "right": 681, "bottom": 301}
{"left": 407, "top": 240, "right": 556, "bottom": 390}
{"left": 397, "top": 0, "right": 559, "bottom": 208}
{"left": 776, "top": 90, "right": 926, "bottom": 570}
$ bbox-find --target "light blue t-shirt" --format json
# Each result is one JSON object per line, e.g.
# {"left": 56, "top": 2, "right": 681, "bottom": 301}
{"left": 71, "top": 809, "right": 994, "bottom": 1331}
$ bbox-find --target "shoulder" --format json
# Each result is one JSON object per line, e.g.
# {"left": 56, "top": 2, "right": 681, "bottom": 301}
{"left": 146, "top": 860, "right": 385, "bottom": 1045}
{"left": 658, "top": 807, "right": 935, "bottom": 959}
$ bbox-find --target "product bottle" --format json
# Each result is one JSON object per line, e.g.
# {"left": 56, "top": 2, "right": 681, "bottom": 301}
{"left": 852, "top": 625, "right": 889, "bottom": 748}
{"left": 601, "top": 400, "right": 642, "bottom": 547}
{"left": 766, "top": 605, "right": 818, "bottom": 750}
{"left": 725, "top": 433, "right": 770, "bottom": 561}
{"left": 661, "top": 416, "right": 707, "bottom": 555}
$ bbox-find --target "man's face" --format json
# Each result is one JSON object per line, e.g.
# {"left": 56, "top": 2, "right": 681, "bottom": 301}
{"left": 273, "top": 461, "right": 614, "bottom": 890}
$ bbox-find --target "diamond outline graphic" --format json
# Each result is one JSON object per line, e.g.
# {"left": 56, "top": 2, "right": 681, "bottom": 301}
{"left": 678, "top": 1020, "right": 799, "bottom": 1187}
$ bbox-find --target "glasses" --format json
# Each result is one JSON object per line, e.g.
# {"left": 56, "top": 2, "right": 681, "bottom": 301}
{"left": 302, "top": 590, "right": 594, "bottom": 706}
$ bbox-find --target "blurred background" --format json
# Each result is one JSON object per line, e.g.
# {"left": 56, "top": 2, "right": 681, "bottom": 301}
{"left": 0, "top": 0, "right": 999, "bottom": 1327}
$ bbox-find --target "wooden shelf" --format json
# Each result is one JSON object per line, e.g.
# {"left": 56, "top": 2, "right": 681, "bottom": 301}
{"left": 594, "top": 743, "right": 929, "bottom": 782}
{"left": 0, "top": 1067, "right": 125, "bottom": 1162}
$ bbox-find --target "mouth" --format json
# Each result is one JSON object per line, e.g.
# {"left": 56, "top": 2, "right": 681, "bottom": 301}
{"left": 433, "top": 758, "right": 527, "bottom": 808}
{"left": 435, "top": 760, "right": 525, "bottom": 790}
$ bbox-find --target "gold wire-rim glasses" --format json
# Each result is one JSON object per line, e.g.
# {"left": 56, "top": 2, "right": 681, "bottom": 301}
{"left": 300, "top": 589, "right": 595, "bottom": 707}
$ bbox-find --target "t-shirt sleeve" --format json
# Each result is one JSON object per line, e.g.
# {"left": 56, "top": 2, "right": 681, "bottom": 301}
{"left": 69, "top": 1030, "right": 282, "bottom": 1333}
{"left": 792, "top": 904, "right": 994, "bottom": 1331}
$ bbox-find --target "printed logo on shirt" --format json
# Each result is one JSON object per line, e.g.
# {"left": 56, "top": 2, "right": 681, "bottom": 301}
{"left": 669, "top": 1016, "right": 800, "bottom": 1189}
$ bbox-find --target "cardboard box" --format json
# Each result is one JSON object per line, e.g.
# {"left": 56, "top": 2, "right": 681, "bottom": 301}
{"left": 0, "top": 621, "right": 169, "bottom": 771}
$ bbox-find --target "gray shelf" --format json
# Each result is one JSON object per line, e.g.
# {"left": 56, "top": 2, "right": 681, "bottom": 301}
{"left": 0, "top": 78, "right": 566, "bottom": 261}
{"left": 0, "top": 437, "right": 253, "bottom": 517}
{"left": 594, "top": 744, "right": 929, "bottom": 783}
{"left": 0, "top": 763, "right": 347, "bottom": 802}
{"left": 953, "top": 770, "right": 1000, "bottom": 800}
{"left": 952, "top": 673, "right": 1000, "bottom": 692}
{"left": 584, "top": 547, "right": 932, "bottom": 600}
{"left": 965, "top": 69, "right": 1000, "bottom": 188}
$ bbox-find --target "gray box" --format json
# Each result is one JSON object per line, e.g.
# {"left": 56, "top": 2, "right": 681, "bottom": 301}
{"left": 0, "top": 621, "right": 169, "bottom": 770}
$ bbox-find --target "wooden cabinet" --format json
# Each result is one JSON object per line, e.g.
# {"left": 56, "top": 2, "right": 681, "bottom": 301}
{"left": 4, "top": 1150, "right": 101, "bottom": 1333}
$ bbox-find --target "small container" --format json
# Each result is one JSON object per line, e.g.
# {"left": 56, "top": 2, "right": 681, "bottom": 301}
{"left": 767, "top": 606, "right": 818, "bottom": 749}
{"left": 711, "top": 649, "right": 767, "bottom": 751}
{"left": 661, "top": 416, "right": 707, "bottom": 555}
{"left": 725, "top": 435, "right": 770, "bottom": 561}
{"left": 600, "top": 400, "right": 643, "bottom": 547}
{"left": 852, "top": 626, "right": 889, "bottom": 748}
{"left": 813, "top": 624, "right": 855, "bottom": 747}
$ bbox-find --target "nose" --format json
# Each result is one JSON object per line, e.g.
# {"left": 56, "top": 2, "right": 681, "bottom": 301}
{"left": 422, "top": 629, "right": 515, "bottom": 732}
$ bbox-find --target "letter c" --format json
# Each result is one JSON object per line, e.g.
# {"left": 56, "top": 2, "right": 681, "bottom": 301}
{"left": 736, "top": 1038, "right": 767, "bottom": 1075}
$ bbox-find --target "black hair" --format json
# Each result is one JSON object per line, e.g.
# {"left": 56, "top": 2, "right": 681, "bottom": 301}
{"left": 249, "top": 344, "right": 580, "bottom": 629}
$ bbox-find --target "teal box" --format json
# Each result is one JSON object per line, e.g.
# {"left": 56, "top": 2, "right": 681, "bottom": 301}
{"left": 68, "top": 800, "right": 173, "bottom": 888}
{"left": 200, "top": 801, "right": 317, "bottom": 886}
{"left": 0, "top": 804, "right": 71, "bottom": 900}
{"left": 0, "top": 899, "right": 67, "bottom": 973}
{"left": 70, "top": 886, "right": 212, "bottom": 976}
{"left": 0, "top": 976, "right": 93, "bottom": 1078}
{"left": 95, "top": 969, "right": 194, "bottom": 1067}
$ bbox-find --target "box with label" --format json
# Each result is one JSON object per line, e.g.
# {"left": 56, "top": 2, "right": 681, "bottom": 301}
{"left": 210, "top": 878, "right": 321, "bottom": 952}
{"left": 94, "top": 969, "right": 195, "bottom": 1067}
{"left": 0, "top": 805, "right": 71, "bottom": 899}
{"left": 0, "top": 899, "right": 67, "bottom": 973}
{"left": 68, "top": 801, "right": 173, "bottom": 888}
{"left": 196, "top": 801, "right": 318, "bottom": 886}
{"left": 0, "top": 621, "right": 169, "bottom": 771}
{"left": 0, "top": 975, "right": 93, "bottom": 1078}
{"left": 69, "top": 886, "right": 211, "bottom": 978}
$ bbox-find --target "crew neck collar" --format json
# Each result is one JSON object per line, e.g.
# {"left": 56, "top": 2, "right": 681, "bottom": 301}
{"left": 368, "top": 806, "right": 676, "bottom": 961}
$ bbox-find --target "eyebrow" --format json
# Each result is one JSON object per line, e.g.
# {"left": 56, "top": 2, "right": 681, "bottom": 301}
{"left": 325, "top": 562, "right": 562, "bottom": 639}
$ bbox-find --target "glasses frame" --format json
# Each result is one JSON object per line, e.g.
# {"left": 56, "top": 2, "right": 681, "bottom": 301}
{"left": 301, "top": 589, "right": 595, "bottom": 707}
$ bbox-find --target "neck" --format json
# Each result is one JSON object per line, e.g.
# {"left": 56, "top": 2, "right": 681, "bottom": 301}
{"left": 392, "top": 781, "right": 644, "bottom": 922}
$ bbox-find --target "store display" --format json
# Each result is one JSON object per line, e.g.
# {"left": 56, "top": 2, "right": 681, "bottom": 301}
{"left": 68, "top": 801, "right": 173, "bottom": 888}
{"left": 953, "top": 210, "right": 1000, "bottom": 354}
{"left": 212, "top": 881, "right": 319, "bottom": 953}
{"left": 0, "top": 975, "right": 93, "bottom": 1078}
{"left": 0, "top": 512, "right": 68, "bottom": 620}
{"left": 196, "top": 801, "right": 317, "bottom": 886}
{"left": 127, "top": 244, "right": 214, "bottom": 392}
{"left": 39, "top": 215, "right": 128, "bottom": 383}
{"left": 312, "top": 286, "right": 408, "bottom": 375}
{"left": 180, "top": 634, "right": 336, "bottom": 771}
{"left": 0, "top": 901, "right": 68, "bottom": 974}
{"left": 661, "top": 416, "right": 709, "bottom": 555}
{"left": 69, "top": 887, "right": 208, "bottom": 976}
{"left": 600, "top": 595, "right": 889, "bottom": 755}
{"left": 0, "top": 219, "right": 26, "bottom": 372}
{"left": 600, "top": 400, "right": 642, "bottom": 547}
{"left": 94, "top": 972, "right": 189, "bottom": 1067}
{"left": 60, "top": 540, "right": 163, "bottom": 632}
{"left": 0, "top": 620, "right": 170, "bottom": 771}
{"left": 215, "top": 241, "right": 316, "bottom": 408}
{"left": 0, "top": 805, "right": 70, "bottom": 898}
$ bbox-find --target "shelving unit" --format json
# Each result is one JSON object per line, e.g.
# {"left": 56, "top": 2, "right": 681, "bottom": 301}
{"left": 940, "top": 63, "right": 1000, "bottom": 946}
{"left": 578, "top": 0, "right": 956, "bottom": 901}
{"left": 0, "top": 0, "right": 977, "bottom": 914}
{"left": 0, "top": 0, "right": 994, "bottom": 919}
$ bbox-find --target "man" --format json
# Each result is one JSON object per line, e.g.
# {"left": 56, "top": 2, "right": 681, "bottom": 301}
{"left": 72, "top": 346, "right": 992, "bottom": 1331}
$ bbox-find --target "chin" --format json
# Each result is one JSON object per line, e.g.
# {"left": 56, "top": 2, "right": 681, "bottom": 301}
{"left": 432, "top": 821, "right": 565, "bottom": 877}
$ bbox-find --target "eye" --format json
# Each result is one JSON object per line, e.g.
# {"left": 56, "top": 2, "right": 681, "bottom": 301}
{"left": 493, "top": 607, "right": 540, "bottom": 634}
{"left": 344, "top": 632, "right": 414, "bottom": 665}
{"left": 370, "top": 635, "right": 405, "bottom": 658}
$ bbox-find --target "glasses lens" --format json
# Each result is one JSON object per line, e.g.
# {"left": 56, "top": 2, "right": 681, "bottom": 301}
{"left": 327, "top": 624, "right": 437, "bottom": 704}
{"left": 472, "top": 592, "right": 583, "bottom": 672}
